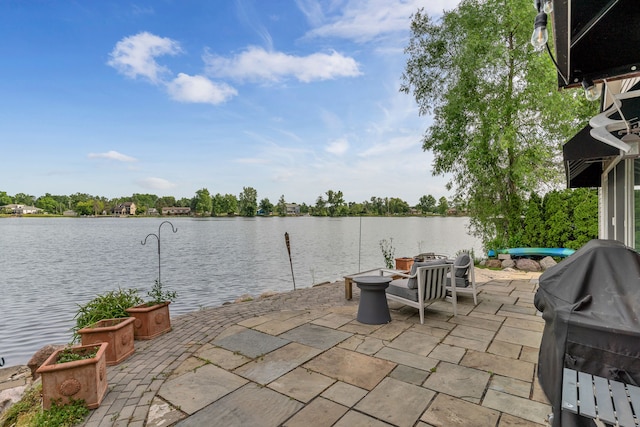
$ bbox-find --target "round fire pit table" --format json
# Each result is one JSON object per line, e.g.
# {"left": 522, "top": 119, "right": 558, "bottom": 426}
{"left": 355, "top": 276, "right": 392, "bottom": 324}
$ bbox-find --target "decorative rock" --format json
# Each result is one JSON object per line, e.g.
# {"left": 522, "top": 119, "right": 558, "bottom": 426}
{"left": 539, "top": 256, "right": 557, "bottom": 270}
{"left": 501, "top": 259, "right": 515, "bottom": 269}
{"left": 0, "top": 365, "right": 34, "bottom": 415}
{"left": 27, "top": 344, "right": 65, "bottom": 379}
{"left": 498, "top": 254, "right": 512, "bottom": 261}
{"left": 259, "top": 290, "right": 279, "bottom": 299}
{"left": 485, "top": 259, "right": 502, "bottom": 268}
{"left": 234, "top": 294, "right": 254, "bottom": 303}
{"left": 515, "top": 258, "right": 542, "bottom": 272}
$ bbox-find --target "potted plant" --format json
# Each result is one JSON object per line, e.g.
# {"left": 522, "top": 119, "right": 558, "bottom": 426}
{"left": 73, "top": 288, "right": 142, "bottom": 365}
{"left": 126, "top": 280, "right": 177, "bottom": 340}
{"left": 36, "top": 343, "right": 108, "bottom": 410}
{"left": 127, "top": 221, "right": 178, "bottom": 340}
{"left": 394, "top": 257, "right": 414, "bottom": 271}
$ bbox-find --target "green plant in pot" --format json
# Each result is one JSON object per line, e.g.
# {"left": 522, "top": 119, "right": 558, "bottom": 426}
{"left": 73, "top": 288, "right": 142, "bottom": 365}
{"left": 125, "top": 281, "right": 176, "bottom": 340}
{"left": 126, "top": 221, "right": 179, "bottom": 340}
{"left": 36, "top": 342, "right": 109, "bottom": 410}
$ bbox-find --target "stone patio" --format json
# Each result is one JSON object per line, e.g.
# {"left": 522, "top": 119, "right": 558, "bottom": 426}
{"left": 16, "top": 268, "right": 550, "bottom": 426}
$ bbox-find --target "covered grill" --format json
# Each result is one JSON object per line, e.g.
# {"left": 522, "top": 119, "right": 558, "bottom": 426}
{"left": 534, "top": 239, "right": 640, "bottom": 426}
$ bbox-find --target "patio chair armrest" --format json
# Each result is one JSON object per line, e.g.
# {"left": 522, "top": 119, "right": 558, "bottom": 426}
{"left": 380, "top": 269, "right": 413, "bottom": 278}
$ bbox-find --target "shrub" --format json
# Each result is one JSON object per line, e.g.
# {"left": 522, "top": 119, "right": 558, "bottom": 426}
{"left": 72, "top": 288, "right": 142, "bottom": 342}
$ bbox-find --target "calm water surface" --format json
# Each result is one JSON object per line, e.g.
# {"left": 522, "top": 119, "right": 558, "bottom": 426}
{"left": 0, "top": 216, "right": 481, "bottom": 367}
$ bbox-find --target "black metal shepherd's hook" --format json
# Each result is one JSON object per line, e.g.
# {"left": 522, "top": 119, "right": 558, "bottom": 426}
{"left": 142, "top": 220, "right": 178, "bottom": 286}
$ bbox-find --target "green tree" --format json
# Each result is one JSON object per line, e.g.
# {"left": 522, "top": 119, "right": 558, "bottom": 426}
{"left": 222, "top": 194, "right": 238, "bottom": 215}
{"left": 314, "top": 196, "right": 327, "bottom": 216}
{"left": 238, "top": 187, "right": 257, "bottom": 217}
{"left": 75, "top": 200, "right": 93, "bottom": 216}
{"left": 568, "top": 188, "right": 598, "bottom": 249}
{"left": 36, "top": 195, "right": 59, "bottom": 214}
{"left": 276, "top": 195, "right": 287, "bottom": 216}
{"left": 192, "top": 188, "right": 212, "bottom": 216}
{"left": 258, "top": 198, "right": 273, "bottom": 215}
{"left": 388, "top": 197, "right": 410, "bottom": 215}
{"left": 437, "top": 197, "right": 449, "bottom": 215}
{"left": 13, "top": 193, "right": 35, "bottom": 206}
{"left": 0, "top": 191, "right": 13, "bottom": 206}
{"left": 543, "top": 190, "right": 572, "bottom": 248}
{"left": 522, "top": 192, "right": 545, "bottom": 247}
{"left": 325, "top": 190, "right": 345, "bottom": 217}
{"left": 400, "top": 2, "right": 597, "bottom": 249}
{"left": 417, "top": 194, "right": 436, "bottom": 214}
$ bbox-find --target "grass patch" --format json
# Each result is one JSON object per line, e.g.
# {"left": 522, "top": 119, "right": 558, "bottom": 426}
{"left": 0, "top": 383, "right": 89, "bottom": 427}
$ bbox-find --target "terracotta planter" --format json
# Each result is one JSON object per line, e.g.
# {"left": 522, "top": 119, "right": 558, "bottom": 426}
{"left": 36, "top": 343, "right": 108, "bottom": 410}
{"left": 126, "top": 302, "right": 171, "bottom": 340}
{"left": 395, "top": 257, "right": 414, "bottom": 271}
{"left": 79, "top": 317, "right": 135, "bottom": 366}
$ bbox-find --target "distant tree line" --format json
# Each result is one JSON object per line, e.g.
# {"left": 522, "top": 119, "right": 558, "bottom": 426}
{"left": 0, "top": 188, "right": 456, "bottom": 217}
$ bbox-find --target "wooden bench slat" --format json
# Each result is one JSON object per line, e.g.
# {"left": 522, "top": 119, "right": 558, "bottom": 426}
{"left": 562, "top": 368, "right": 578, "bottom": 413}
{"left": 611, "top": 380, "right": 636, "bottom": 427}
{"left": 593, "top": 375, "right": 616, "bottom": 424}
{"left": 577, "top": 371, "right": 596, "bottom": 418}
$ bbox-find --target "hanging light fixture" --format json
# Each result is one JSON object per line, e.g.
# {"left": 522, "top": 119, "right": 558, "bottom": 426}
{"left": 582, "top": 78, "right": 602, "bottom": 101}
{"left": 531, "top": 11, "right": 548, "bottom": 51}
{"left": 542, "top": 0, "right": 553, "bottom": 14}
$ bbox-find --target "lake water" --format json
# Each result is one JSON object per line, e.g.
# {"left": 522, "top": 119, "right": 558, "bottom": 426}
{"left": 0, "top": 216, "right": 482, "bottom": 367}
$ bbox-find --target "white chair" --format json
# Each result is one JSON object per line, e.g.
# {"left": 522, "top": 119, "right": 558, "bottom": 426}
{"left": 382, "top": 263, "right": 456, "bottom": 324}
{"left": 446, "top": 253, "right": 478, "bottom": 305}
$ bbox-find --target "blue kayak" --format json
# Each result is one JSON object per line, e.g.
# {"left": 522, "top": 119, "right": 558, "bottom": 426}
{"left": 487, "top": 248, "right": 576, "bottom": 258}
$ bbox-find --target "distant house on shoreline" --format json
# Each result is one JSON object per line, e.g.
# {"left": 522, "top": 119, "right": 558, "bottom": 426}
{"left": 112, "top": 202, "right": 136, "bottom": 216}
{"left": 162, "top": 207, "right": 191, "bottom": 216}
{"left": 286, "top": 203, "right": 300, "bottom": 216}
{"left": 1, "top": 204, "right": 42, "bottom": 214}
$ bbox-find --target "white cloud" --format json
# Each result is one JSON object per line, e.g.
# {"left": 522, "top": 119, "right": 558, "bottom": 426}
{"left": 359, "top": 134, "right": 420, "bottom": 157}
{"left": 301, "top": 0, "right": 461, "bottom": 43}
{"left": 167, "top": 73, "right": 237, "bottom": 105}
{"left": 107, "top": 32, "right": 182, "bottom": 83}
{"left": 204, "top": 46, "right": 361, "bottom": 83}
{"left": 88, "top": 150, "right": 137, "bottom": 162}
{"left": 326, "top": 138, "right": 349, "bottom": 155}
{"left": 137, "top": 177, "right": 176, "bottom": 190}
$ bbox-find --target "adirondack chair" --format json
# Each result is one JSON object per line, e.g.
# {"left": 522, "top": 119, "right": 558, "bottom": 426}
{"left": 382, "top": 262, "right": 456, "bottom": 324}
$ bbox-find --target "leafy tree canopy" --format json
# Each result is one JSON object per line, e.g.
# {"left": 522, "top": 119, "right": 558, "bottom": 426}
{"left": 400, "top": 0, "right": 597, "bottom": 249}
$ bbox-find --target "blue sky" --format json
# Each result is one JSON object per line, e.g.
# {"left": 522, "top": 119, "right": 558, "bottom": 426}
{"left": 1, "top": 0, "right": 461, "bottom": 206}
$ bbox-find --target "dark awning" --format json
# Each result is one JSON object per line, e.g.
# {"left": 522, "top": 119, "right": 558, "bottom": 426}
{"left": 563, "top": 124, "right": 619, "bottom": 188}
{"left": 552, "top": 0, "right": 640, "bottom": 89}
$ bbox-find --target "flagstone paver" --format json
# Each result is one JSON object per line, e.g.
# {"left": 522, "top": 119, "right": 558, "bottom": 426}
{"left": 321, "top": 381, "right": 368, "bottom": 407}
{"left": 483, "top": 389, "right": 550, "bottom": 425}
{"left": 212, "top": 328, "right": 289, "bottom": 358}
{"left": 420, "top": 393, "right": 500, "bottom": 427}
{"left": 267, "top": 367, "right": 335, "bottom": 403}
{"left": 375, "top": 347, "right": 439, "bottom": 372}
{"left": 279, "top": 323, "right": 352, "bottom": 350}
{"left": 283, "top": 397, "right": 348, "bottom": 427}
{"left": 304, "top": 347, "right": 396, "bottom": 390}
{"left": 174, "top": 383, "right": 303, "bottom": 427}
{"left": 461, "top": 350, "right": 535, "bottom": 382}
{"left": 494, "top": 325, "right": 543, "bottom": 348}
{"left": 355, "top": 377, "right": 435, "bottom": 427}
{"left": 158, "top": 364, "right": 247, "bottom": 415}
{"left": 69, "top": 270, "right": 553, "bottom": 427}
{"left": 234, "top": 342, "right": 322, "bottom": 385}
{"left": 423, "top": 362, "right": 491, "bottom": 404}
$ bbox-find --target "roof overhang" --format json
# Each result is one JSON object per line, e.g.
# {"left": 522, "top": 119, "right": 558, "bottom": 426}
{"left": 552, "top": 0, "right": 640, "bottom": 89}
